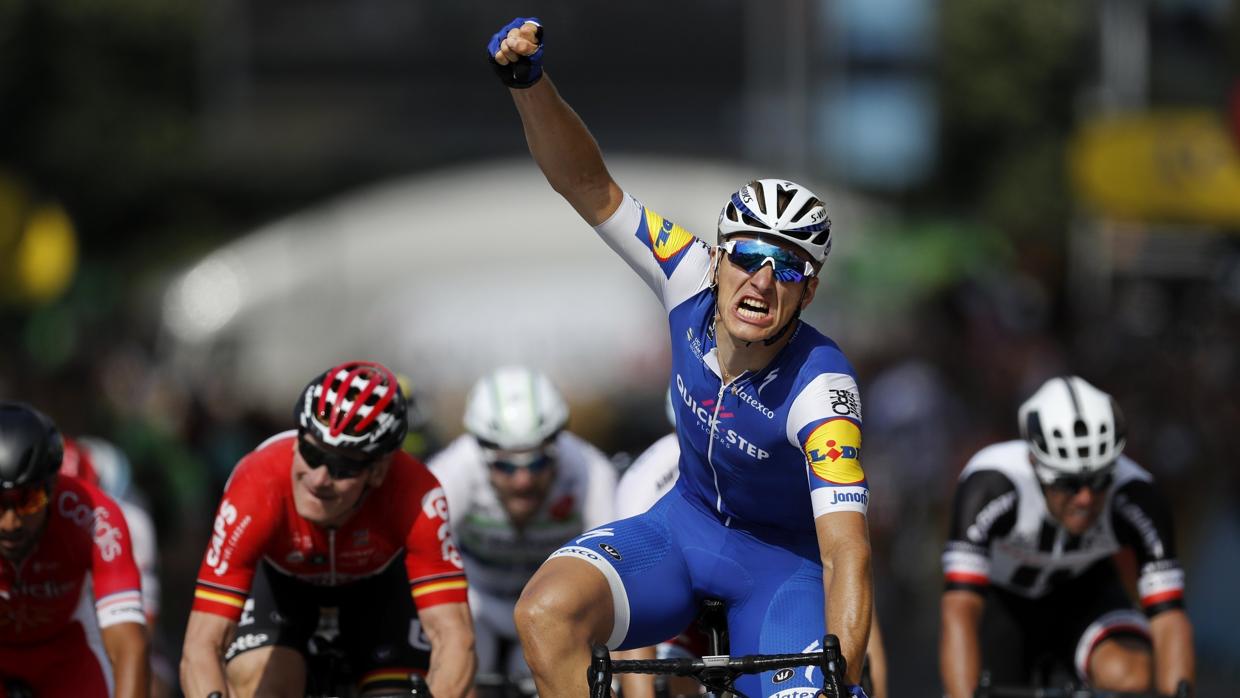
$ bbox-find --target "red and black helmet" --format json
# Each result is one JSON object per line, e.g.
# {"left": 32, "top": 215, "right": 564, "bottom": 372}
{"left": 294, "top": 361, "right": 408, "bottom": 457}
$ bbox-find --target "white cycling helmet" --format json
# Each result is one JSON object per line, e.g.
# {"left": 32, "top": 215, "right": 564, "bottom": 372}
{"left": 463, "top": 366, "right": 568, "bottom": 451}
{"left": 1018, "top": 376, "right": 1126, "bottom": 477}
{"left": 78, "top": 436, "right": 133, "bottom": 500}
{"left": 717, "top": 179, "right": 832, "bottom": 263}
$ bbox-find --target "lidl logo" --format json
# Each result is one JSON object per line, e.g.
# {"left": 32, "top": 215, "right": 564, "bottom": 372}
{"left": 637, "top": 208, "right": 696, "bottom": 278}
{"left": 804, "top": 418, "right": 863, "bottom": 484}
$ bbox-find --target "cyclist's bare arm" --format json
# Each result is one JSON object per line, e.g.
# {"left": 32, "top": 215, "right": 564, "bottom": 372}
{"left": 180, "top": 610, "right": 237, "bottom": 698}
{"left": 495, "top": 22, "right": 623, "bottom": 226}
{"left": 867, "top": 607, "right": 888, "bottom": 698}
{"left": 612, "top": 647, "right": 657, "bottom": 698}
{"left": 939, "top": 590, "right": 983, "bottom": 698}
{"left": 103, "top": 621, "right": 151, "bottom": 698}
{"left": 1150, "top": 609, "right": 1194, "bottom": 696}
{"left": 420, "top": 601, "right": 477, "bottom": 698}
{"left": 815, "top": 511, "right": 872, "bottom": 686}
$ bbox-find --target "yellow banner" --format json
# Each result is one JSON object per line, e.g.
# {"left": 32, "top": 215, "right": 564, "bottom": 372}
{"left": 1069, "top": 110, "right": 1240, "bottom": 226}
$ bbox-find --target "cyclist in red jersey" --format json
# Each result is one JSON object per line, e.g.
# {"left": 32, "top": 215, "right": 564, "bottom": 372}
{"left": 0, "top": 402, "right": 149, "bottom": 698}
{"left": 180, "top": 361, "right": 476, "bottom": 698}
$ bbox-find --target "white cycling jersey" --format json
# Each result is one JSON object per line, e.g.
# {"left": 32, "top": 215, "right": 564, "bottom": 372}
{"left": 118, "top": 498, "right": 159, "bottom": 621}
{"left": 616, "top": 433, "right": 680, "bottom": 520}
{"left": 943, "top": 440, "right": 1184, "bottom": 607}
{"left": 428, "top": 431, "right": 618, "bottom": 599}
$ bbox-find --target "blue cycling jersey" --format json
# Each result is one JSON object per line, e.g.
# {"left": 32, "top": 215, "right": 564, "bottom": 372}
{"left": 594, "top": 193, "right": 869, "bottom": 533}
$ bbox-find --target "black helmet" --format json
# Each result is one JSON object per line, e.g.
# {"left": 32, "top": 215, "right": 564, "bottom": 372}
{"left": 0, "top": 402, "right": 64, "bottom": 489}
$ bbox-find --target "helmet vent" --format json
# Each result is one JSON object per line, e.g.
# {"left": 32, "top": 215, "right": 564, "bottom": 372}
{"left": 787, "top": 199, "right": 816, "bottom": 222}
{"left": 1073, "top": 420, "right": 1088, "bottom": 437}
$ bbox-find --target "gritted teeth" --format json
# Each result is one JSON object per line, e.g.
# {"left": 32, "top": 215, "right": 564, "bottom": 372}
{"left": 737, "top": 297, "right": 770, "bottom": 321}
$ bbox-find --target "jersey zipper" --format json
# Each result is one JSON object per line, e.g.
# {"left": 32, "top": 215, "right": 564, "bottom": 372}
{"left": 706, "top": 372, "right": 746, "bottom": 527}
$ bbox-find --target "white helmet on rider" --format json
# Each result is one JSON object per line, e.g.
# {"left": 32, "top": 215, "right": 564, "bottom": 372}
{"left": 463, "top": 366, "right": 569, "bottom": 452}
{"left": 717, "top": 179, "right": 832, "bottom": 264}
{"left": 1018, "top": 376, "right": 1126, "bottom": 479}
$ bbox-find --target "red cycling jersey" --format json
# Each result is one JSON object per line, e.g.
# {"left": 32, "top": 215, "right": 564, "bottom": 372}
{"left": 0, "top": 474, "right": 145, "bottom": 645}
{"left": 192, "top": 431, "right": 468, "bottom": 621}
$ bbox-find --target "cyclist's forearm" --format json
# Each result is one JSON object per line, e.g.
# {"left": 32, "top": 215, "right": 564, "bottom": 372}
{"left": 427, "top": 638, "right": 476, "bottom": 698}
{"left": 866, "top": 610, "right": 888, "bottom": 698}
{"left": 103, "top": 622, "right": 151, "bottom": 698}
{"left": 613, "top": 647, "right": 658, "bottom": 698}
{"left": 510, "top": 76, "right": 621, "bottom": 225}
{"left": 939, "top": 592, "right": 983, "bottom": 698}
{"left": 179, "top": 643, "right": 229, "bottom": 698}
{"left": 823, "top": 546, "right": 872, "bottom": 686}
{"left": 1150, "top": 609, "right": 1195, "bottom": 695}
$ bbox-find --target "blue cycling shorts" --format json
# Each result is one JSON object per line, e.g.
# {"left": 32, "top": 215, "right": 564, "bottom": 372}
{"left": 548, "top": 486, "right": 831, "bottom": 698}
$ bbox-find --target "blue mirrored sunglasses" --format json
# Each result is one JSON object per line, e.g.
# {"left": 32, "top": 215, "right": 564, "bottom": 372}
{"left": 484, "top": 448, "right": 556, "bottom": 476}
{"left": 721, "top": 239, "right": 816, "bottom": 283}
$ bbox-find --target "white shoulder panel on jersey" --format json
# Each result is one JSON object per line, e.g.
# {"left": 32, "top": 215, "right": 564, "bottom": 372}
{"left": 593, "top": 192, "right": 712, "bottom": 312}
{"left": 784, "top": 372, "right": 863, "bottom": 447}
{"left": 959, "top": 440, "right": 1047, "bottom": 537}
{"left": 1110, "top": 455, "right": 1153, "bottom": 488}
{"left": 616, "top": 433, "right": 681, "bottom": 519}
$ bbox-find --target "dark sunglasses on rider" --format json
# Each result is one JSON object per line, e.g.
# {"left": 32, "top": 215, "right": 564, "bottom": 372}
{"left": 721, "top": 239, "right": 816, "bottom": 283}
{"left": 485, "top": 449, "right": 555, "bottom": 476}
{"left": 0, "top": 485, "right": 50, "bottom": 516}
{"left": 297, "top": 435, "right": 375, "bottom": 480}
{"left": 1035, "top": 463, "right": 1114, "bottom": 494}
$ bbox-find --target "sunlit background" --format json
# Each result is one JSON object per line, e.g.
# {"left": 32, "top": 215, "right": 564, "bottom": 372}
{"left": 2, "top": 1, "right": 1239, "bottom": 694}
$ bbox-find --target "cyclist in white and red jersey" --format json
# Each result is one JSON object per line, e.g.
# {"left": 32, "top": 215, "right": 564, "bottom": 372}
{"left": 940, "top": 376, "right": 1195, "bottom": 697}
{"left": 428, "top": 366, "right": 616, "bottom": 683}
{"left": 489, "top": 18, "right": 874, "bottom": 698}
{"left": 0, "top": 402, "right": 149, "bottom": 698}
{"left": 180, "top": 361, "right": 476, "bottom": 698}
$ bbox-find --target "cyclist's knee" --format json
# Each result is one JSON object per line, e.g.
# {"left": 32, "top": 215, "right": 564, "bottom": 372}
{"left": 1087, "top": 637, "right": 1152, "bottom": 692}
{"left": 515, "top": 559, "right": 614, "bottom": 652}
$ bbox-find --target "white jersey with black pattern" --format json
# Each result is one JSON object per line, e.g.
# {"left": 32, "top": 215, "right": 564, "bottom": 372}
{"left": 943, "top": 440, "right": 1184, "bottom": 608}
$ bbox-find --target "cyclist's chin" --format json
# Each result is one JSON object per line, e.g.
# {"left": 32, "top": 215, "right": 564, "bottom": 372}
{"left": 721, "top": 310, "right": 783, "bottom": 344}
{"left": 293, "top": 491, "right": 354, "bottom": 526}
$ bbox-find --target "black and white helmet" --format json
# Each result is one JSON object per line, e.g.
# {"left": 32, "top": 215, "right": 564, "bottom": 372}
{"left": 717, "top": 179, "right": 832, "bottom": 263}
{"left": 1018, "top": 376, "right": 1126, "bottom": 477}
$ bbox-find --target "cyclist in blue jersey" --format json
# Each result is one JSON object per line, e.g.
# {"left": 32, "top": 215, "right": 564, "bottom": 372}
{"left": 488, "top": 17, "right": 874, "bottom": 698}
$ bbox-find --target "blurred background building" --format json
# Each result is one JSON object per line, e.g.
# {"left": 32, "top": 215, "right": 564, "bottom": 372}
{"left": 2, "top": 0, "right": 1238, "bottom": 694}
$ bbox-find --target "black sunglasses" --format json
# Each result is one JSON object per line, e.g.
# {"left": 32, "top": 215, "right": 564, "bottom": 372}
{"left": 297, "top": 436, "right": 375, "bottom": 480}
{"left": 1046, "top": 469, "right": 1113, "bottom": 495}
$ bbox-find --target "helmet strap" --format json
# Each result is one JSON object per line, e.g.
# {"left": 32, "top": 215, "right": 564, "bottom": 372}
{"left": 761, "top": 284, "right": 809, "bottom": 346}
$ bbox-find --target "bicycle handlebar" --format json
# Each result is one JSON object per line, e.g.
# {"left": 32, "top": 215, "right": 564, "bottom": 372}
{"left": 589, "top": 634, "right": 848, "bottom": 698}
